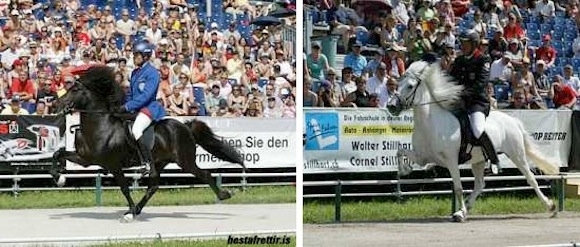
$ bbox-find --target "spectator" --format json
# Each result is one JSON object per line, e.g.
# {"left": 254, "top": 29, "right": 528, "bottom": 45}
{"left": 341, "top": 77, "right": 370, "bottom": 107}
{"left": 507, "top": 90, "right": 531, "bottom": 109}
{"left": 377, "top": 77, "right": 401, "bottom": 108}
{"left": 490, "top": 54, "right": 514, "bottom": 84}
{"left": 1, "top": 96, "right": 29, "bottom": 115}
{"left": 205, "top": 84, "right": 225, "bottom": 116}
{"left": 535, "top": 34, "right": 557, "bottom": 68}
{"left": 343, "top": 42, "right": 367, "bottom": 78}
{"left": 485, "top": 82, "right": 498, "bottom": 109}
{"left": 562, "top": 65, "right": 580, "bottom": 94}
{"left": 303, "top": 78, "right": 318, "bottom": 107}
{"left": 550, "top": 77, "right": 577, "bottom": 109}
{"left": 366, "top": 62, "right": 388, "bottom": 94}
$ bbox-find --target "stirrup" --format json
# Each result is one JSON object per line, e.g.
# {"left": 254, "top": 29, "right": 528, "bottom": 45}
{"left": 484, "top": 161, "right": 500, "bottom": 175}
{"left": 140, "top": 163, "right": 152, "bottom": 176}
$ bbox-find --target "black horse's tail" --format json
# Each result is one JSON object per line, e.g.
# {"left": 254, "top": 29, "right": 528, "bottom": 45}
{"left": 187, "top": 119, "right": 247, "bottom": 170}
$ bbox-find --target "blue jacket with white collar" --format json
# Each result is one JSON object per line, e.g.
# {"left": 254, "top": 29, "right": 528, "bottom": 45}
{"left": 123, "top": 61, "right": 166, "bottom": 121}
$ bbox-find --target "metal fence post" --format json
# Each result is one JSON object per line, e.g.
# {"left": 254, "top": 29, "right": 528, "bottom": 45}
{"left": 95, "top": 172, "right": 102, "bottom": 206}
{"left": 12, "top": 177, "right": 19, "bottom": 198}
{"left": 335, "top": 180, "right": 342, "bottom": 223}
{"left": 396, "top": 172, "right": 402, "bottom": 202}
{"left": 558, "top": 175, "right": 565, "bottom": 212}
{"left": 12, "top": 169, "right": 19, "bottom": 197}
{"left": 241, "top": 170, "right": 247, "bottom": 192}
{"left": 216, "top": 174, "right": 222, "bottom": 204}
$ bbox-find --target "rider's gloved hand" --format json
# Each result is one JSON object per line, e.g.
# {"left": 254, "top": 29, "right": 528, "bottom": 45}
{"left": 117, "top": 105, "right": 128, "bottom": 114}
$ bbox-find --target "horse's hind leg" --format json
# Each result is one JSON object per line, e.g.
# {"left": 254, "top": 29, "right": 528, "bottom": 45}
{"left": 135, "top": 161, "right": 167, "bottom": 215}
{"left": 465, "top": 161, "right": 486, "bottom": 211}
{"left": 179, "top": 153, "right": 231, "bottom": 201}
{"left": 110, "top": 169, "right": 138, "bottom": 222}
{"left": 190, "top": 165, "right": 231, "bottom": 200}
{"left": 511, "top": 155, "right": 555, "bottom": 213}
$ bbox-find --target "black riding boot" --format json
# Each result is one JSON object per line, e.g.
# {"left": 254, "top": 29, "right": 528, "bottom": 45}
{"left": 479, "top": 131, "right": 500, "bottom": 175}
{"left": 136, "top": 138, "right": 155, "bottom": 177}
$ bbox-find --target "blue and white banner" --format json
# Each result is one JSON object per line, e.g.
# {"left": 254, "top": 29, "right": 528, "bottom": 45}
{"left": 303, "top": 108, "right": 571, "bottom": 174}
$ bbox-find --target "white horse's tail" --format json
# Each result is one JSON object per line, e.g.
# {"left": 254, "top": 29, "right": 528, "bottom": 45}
{"left": 518, "top": 122, "right": 561, "bottom": 175}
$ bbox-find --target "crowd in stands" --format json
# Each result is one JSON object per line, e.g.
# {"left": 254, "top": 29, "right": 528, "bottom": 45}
{"left": 304, "top": 0, "right": 580, "bottom": 110}
{"left": 0, "top": 0, "right": 296, "bottom": 118}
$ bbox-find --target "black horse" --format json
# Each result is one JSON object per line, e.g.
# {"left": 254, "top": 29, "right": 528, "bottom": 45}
{"left": 51, "top": 65, "right": 246, "bottom": 222}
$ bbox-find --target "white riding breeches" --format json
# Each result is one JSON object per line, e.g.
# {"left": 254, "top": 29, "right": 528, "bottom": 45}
{"left": 468, "top": 111, "right": 486, "bottom": 139}
{"left": 132, "top": 112, "right": 152, "bottom": 141}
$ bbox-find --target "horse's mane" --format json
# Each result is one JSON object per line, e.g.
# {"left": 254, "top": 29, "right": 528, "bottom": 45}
{"left": 422, "top": 61, "right": 465, "bottom": 110}
{"left": 77, "top": 65, "right": 125, "bottom": 109}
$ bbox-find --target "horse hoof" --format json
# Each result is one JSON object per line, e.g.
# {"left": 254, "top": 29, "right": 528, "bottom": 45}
{"left": 56, "top": 175, "right": 66, "bottom": 187}
{"left": 218, "top": 190, "right": 232, "bottom": 201}
{"left": 451, "top": 211, "right": 466, "bottom": 223}
{"left": 548, "top": 201, "right": 557, "bottom": 213}
{"left": 120, "top": 213, "right": 134, "bottom": 223}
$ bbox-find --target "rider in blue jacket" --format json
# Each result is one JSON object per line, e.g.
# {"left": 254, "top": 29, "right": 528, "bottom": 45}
{"left": 118, "top": 41, "right": 166, "bottom": 177}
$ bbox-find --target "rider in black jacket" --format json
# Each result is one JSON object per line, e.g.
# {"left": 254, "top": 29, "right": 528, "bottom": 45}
{"left": 449, "top": 30, "right": 500, "bottom": 174}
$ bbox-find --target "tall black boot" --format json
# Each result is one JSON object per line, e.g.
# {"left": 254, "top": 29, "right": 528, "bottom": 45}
{"left": 479, "top": 131, "right": 500, "bottom": 175}
{"left": 136, "top": 138, "right": 155, "bottom": 177}
{"left": 458, "top": 114, "right": 471, "bottom": 164}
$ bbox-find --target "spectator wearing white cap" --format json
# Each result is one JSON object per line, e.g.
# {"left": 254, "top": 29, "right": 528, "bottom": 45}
{"left": 204, "top": 22, "right": 224, "bottom": 41}
{"left": 256, "top": 53, "right": 273, "bottom": 78}
{"left": 489, "top": 53, "right": 514, "bottom": 83}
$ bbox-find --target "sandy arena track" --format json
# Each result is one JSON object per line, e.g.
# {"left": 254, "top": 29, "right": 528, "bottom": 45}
{"left": 304, "top": 212, "right": 580, "bottom": 247}
{"left": 0, "top": 203, "right": 296, "bottom": 246}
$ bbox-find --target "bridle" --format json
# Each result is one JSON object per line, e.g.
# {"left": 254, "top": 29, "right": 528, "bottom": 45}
{"left": 55, "top": 82, "right": 115, "bottom": 116}
{"left": 401, "top": 65, "right": 449, "bottom": 109}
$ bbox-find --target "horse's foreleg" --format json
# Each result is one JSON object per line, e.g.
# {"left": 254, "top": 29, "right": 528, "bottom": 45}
{"left": 51, "top": 149, "right": 91, "bottom": 187}
{"left": 397, "top": 148, "right": 428, "bottom": 176}
{"left": 111, "top": 170, "right": 137, "bottom": 222}
{"left": 447, "top": 164, "right": 468, "bottom": 222}
{"left": 135, "top": 161, "right": 166, "bottom": 215}
{"left": 465, "top": 162, "right": 486, "bottom": 211}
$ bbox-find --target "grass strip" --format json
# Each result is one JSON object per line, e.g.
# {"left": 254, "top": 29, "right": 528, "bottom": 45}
{"left": 304, "top": 195, "right": 580, "bottom": 224}
{"left": 0, "top": 186, "right": 295, "bottom": 209}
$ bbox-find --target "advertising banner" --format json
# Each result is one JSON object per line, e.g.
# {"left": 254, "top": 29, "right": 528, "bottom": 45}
{"left": 303, "top": 108, "right": 571, "bottom": 174}
{"left": 0, "top": 115, "right": 63, "bottom": 163}
{"left": 65, "top": 114, "right": 296, "bottom": 170}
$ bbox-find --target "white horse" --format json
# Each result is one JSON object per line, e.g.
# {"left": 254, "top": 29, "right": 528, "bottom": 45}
{"left": 395, "top": 60, "right": 560, "bottom": 222}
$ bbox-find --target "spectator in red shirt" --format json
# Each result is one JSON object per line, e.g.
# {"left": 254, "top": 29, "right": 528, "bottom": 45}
{"left": 503, "top": 13, "right": 525, "bottom": 40}
{"left": 550, "top": 77, "right": 577, "bottom": 109}
{"left": 10, "top": 71, "right": 35, "bottom": 102}
{"left": 536, "top": 34, "right": 557, "bottom": 68}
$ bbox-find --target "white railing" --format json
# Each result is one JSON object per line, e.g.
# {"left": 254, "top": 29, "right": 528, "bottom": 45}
{"left": 303, "top": 173, "right": 580, "bottom": 222}
{"left": 1, "top": 172, "right": 296, "bottom": 205}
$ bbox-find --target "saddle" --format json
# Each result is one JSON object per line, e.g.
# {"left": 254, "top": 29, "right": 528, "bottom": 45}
{"left": 125, "top": 120, "right": 156, "bottom": 151}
